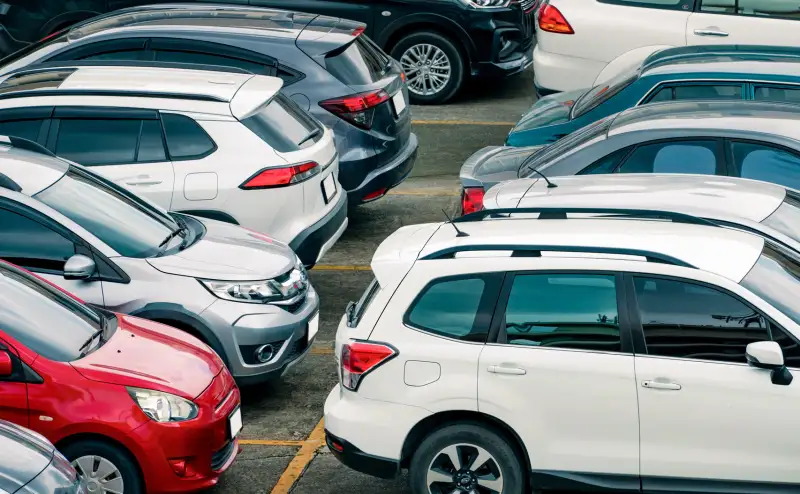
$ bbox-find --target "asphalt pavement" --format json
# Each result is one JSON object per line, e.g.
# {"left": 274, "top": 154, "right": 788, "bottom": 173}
{"left": 211, "top": 67, "right": 536, "bottom": 494}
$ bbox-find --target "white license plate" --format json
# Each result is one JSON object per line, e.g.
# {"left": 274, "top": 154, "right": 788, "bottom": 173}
{"left": 308, "top": 312, "right": 319, "bottom": 344}
{"left": 321, "top": 173, "right": 337, "bottom": 203}
{"left": 392, "top": 90, "right": 407, "bottom": 116}
{"left": 229, "top": 407, "right": 242, "bottom": 439}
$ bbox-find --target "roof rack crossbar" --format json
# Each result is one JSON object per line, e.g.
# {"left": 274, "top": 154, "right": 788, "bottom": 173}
{"left": 7, "top": 60, "right": 255, "bottom": 76}
{"left": 0, "top": 89, "right": 227, "bottom": 103}
{"left": 455, "top": 207, "right": 718, "bottom": 227}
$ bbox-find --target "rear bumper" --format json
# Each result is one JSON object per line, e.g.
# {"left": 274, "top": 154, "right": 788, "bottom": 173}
{"left": 532, "top": 43, "right": 605, "bottom": 94}
{"left": 325, "top": 430, "right": 400, "bottom": 480}
{"left": 289, "top": 189, "right": 348, "bottom": 267}
{"left": 346, "top": 133, "right": 418, "bottom": 205}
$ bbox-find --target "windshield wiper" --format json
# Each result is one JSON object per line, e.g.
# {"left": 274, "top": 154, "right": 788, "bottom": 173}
{"left": 297, "top": 128, "right": 321, "bottom": 146}
{"left": 158, "top": 223, "right": 188, "bottom": 251}
{"left": 78, "top": 327, "right": 104, "bottom": 357}
{"left": 345, "top": 301, "right": 357, "bottom": 328}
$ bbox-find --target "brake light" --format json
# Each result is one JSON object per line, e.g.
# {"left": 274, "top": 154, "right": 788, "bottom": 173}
{"left": 461, "top": 187, "right": 485, "bottom": 216}
{"left": 239, "top": 161, "right": 319, "bottom": 189}
{"left": 352, "top": 26, "right": 365, "bottom": 37}
{"left": 320, "top": 89, "right": 390, "bottom": 130}
{"left": 340, "top": 341, "right": 397, "bottom": 391}
{"left": 539, "top": 4, "right": 574, "bottom": 34}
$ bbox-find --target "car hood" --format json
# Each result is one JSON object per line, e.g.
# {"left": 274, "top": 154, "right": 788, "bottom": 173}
{"left": 0, "top": 421, "right": 53, "bottom": 493}
{"left": 460, "top": 145, "right": 547, "bottom": 190}
{"left": 509, "top": 89, "right": 587, "bottom": 135}
{"left": 147, "top": 217, "right": 296, "bottom": 281}
{"left": 71, "top": 315, "right": 223, "bottom": 400}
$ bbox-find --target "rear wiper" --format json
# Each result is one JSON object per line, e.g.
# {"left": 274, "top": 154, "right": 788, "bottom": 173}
{"left": 298, "top": 128, "right": 321, "bottom": 146}
{"left": 345, "top": 301, "right": 357, "bottom": 327}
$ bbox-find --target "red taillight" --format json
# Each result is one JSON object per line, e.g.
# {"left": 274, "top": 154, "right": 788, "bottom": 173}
{"left": 352, "top": 26, "right": 365, "bottom": 37}
{"left": 362, "top": 187, "right": 388, "bottom": 202}
{"left": 539, "top": 4, "right": 574, "bottom": 34}
{"left": 319, "top": 89, "right": 390, "bottom": 130}
{"left": 239, "top": 161, "right": 319, "bottom": 189}
{"left": 340, "top": 341, "right": 396, "bottom": 391}
{"left": 461, "top": 187, "right": 485, "bottom": 216}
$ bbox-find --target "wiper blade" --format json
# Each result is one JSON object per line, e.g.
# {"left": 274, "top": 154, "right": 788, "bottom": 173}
{"left": 78, "top": 328, "right": 103, "bottom": 356}
{"left": 298, "top": 128, "right": 321, "bottom": 146}
{"left": 158, "top": 226, "right": 186, "bottom": 249}
{"left": 345, "top": 301, "right": 356, "bottom": 327}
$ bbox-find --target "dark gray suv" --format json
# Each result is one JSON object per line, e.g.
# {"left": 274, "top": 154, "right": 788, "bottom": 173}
{"left": 0, "top": 4, "right": 418, "bottom": 205}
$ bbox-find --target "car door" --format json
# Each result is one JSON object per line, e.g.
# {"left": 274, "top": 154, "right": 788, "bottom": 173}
{"left": 0, "top": 338, "right": 29, "bottom": 428}
{"left": 0, "top": 201, "right": 104, "bottom": 305}
{"left": 727, "top": 138, "right": 800, "bottom": 192}
{"left": 478, "top": 271, "right": 640, "bottom": 486}
{"left": 687, "top": 0, "right": 799, "bottom": 46}
{"left": 248, "top": 0, "right": 375, "bottom": 36}
{"left": 48, "top": 107, "right": 175, "bottom": 210}
{"left": 628, "top": 274, "right": 800, "bottom": 488}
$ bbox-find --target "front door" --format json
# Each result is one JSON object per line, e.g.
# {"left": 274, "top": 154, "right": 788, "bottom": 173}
{"left": 0, "top": 340, "right": 29, "bottom": 428}
{"left": 687, "top": 1, "right": 799, "bottom": 46}
{"left": 478, "top": 271, "right": 640, "bottom": 485}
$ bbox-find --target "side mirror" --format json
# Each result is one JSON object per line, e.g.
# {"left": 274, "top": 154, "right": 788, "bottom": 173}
{"left": 747, "top": 341, "right": 793, "bottom": 386}
{"left": 0, "top": 352, "right": 12, "bottom": 377}
{"left": 64, "top": 255, "right": 96, "bottom": 281}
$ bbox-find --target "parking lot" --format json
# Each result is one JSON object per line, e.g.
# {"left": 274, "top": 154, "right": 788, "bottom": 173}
{"left": 210, "top": 69, "right": 535, "bottom": 494}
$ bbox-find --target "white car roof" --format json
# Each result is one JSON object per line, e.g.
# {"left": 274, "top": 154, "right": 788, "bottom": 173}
{"left": 0, "top": 140, "right": 68, "bottom": 195}
{"left": 485, "top": 174, "right": 788, "bottom": 224}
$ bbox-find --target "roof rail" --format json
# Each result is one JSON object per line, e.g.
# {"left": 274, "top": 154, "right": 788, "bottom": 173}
{"left": 8, "top": 60, "right": 255, "bottom": 77}
{"left": 455, "top": 207, "right": 718, "bottom": 227}
{"left": 0, "top": 89, "right": 227, "bottom": 103}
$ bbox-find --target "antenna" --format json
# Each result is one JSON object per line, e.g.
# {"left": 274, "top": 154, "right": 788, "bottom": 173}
{"left": 531, "top": 169, "right": 557, "bottom": 188}
{"left": 442, "top": 209, "right": 469, "bottom": 237}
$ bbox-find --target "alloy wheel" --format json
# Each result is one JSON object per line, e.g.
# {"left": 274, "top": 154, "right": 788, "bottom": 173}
{"left": 426, "top": 443, "right": 504, "bottom": 494}
{"left": 400, "top": 43, "right": 452, "bottom": 97}
{"left": 72, "top": 455, "right": 125, "bottom": 494}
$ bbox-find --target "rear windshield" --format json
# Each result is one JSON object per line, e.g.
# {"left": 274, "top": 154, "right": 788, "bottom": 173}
{"left": 520, "top": 117, "right": 612, "bottom": 176}
{"left": 763, "top": 190, "right": 800, "bottom": 245}
{"left": 242, "top": 94, "right": 321, "bottom": 153}
{"left": 324, "top": 36, "right": 390, "bottom": 86}
{"left": 572, "top": 68, "right": 639, "bottom": 118}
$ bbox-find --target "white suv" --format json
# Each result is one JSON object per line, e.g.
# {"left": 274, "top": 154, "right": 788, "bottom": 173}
{"left": 0, "top": 62, "right": 347, "bottom": 267}
{"left": 324, "top": 212, "right": 800, "bottom": 493}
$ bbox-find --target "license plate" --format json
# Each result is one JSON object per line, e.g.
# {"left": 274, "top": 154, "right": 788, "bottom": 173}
{"left": 228, "top": 406, "right": 242, "bottom": 439}
{"left": 321, "top": 173, "right": 337, "bottom": 203}
{"left": 308, "top": 312, "right": 319, "bottom": 344}
{"left": 392, "top": 90, "right": 407, "bottom": 116}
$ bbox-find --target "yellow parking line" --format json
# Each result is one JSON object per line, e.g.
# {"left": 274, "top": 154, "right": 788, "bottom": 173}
{"left": 310, "top": 347, "right": 334, "bottom": 355}
{"left": 240, "top": 439, "right": 305, "bottom": 446}
{"left": 271, "top": 419, "right": 326, "bottom": 493}
{"left": 312, "top": 264, "right": 371, "bottom": 271}
{"left": 412, "top": 119, "right": 515, "bottom": 126}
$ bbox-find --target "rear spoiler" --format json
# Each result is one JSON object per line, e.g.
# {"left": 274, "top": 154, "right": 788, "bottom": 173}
{"left": 230, "top": 76, "right": 284, "bottom": 121}
{"left": 296, "top": 15, "right": 366, "bottom": 64}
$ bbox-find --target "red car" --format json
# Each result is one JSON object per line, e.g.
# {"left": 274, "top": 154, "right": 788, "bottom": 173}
{"left": 0, "top": 260, "right": 241, "bottom": 494}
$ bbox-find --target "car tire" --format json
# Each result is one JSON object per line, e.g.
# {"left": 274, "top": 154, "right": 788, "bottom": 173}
{"left": 391, "top": 31, "right": 465, "bottom": 105}
{"left": 61, "top": 439, "right": 143, "bottom": 494}
{"left": 409, "top": 423, "right": 524, "bottom": 494}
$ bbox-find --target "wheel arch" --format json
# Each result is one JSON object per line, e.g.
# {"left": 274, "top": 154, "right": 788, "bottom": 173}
{"left": 378, "top": 13, "right": 476, "bottom": 66}
{"left": 56, "top": 432, "right": 146, "bottom": 489}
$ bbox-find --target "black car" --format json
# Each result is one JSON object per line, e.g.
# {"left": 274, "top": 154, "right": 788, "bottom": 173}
{"left": 0, "top": 0, "right": 536, "bottom": 104}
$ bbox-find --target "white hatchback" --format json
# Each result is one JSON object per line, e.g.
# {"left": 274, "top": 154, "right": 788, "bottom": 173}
{"left": 324, "top": 212, "right": 800, "bottom": 493}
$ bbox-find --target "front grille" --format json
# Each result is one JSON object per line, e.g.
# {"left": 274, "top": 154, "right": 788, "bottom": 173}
{"left": 211, "top": 440, "right": 235, "bottom": 471}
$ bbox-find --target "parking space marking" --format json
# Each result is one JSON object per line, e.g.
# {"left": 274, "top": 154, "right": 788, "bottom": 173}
{"left": 312, "top": 265, "right": 371, "bottom": 271}
{"left": 310, "top": 347, "right": 334, "bottom": 355}
{"left": 412, "top": 119, "right": 515, "bottom": 126}
{"left": 271, "top": 419, "right": 326, "bottom": 493}
{"left": 239, "top": 439, "right": 305, "bottom": 446}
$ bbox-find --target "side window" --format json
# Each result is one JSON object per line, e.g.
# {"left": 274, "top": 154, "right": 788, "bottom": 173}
{"left": 55, "top": 119, "right": 141, "bottom": 165}
{"left": 672, "top": 84, "right": 742, "bottom": 101}
{"left": 0, "top": 207, "right": 76, "bottom": 273}
{"left": 0, "top": 119, "right": 45, "bottom": 142}
{"left": 701, "top": 0, "right": 800, "bottom": 18}
{"left": 754, "top": 85, "right": 800, "bottom": 104}
{"left": 770, "top": 324, "right": 800, "bottom": 368}
{"left": 578, "top": 147, "right": 632, "bottom": 175}
{"left": 161, "top": 114, "right": 215, "bottom": 160}
{"left": 597, "top": 0, "right": 693, "bottom": 11}
{"left": 633, "top": 276, "right": 768, "bottom": 364}
{"left": 153, "top": 50, "right": 270, "bottom": 75}
{"left": 646, "top": 86, "right": 674, "bottom": 103}
{"left": 731, "top": 141, "right": 800, "bottom": 191}
{"left": 617, "top": 140, "right": 719, "bottom": 175}
{"left": 502, "top": 273, "right": 621, "bottom": 352}
{"left": 405, "top": 276, "right": 494, "bottom": 342}
{"left": 137, "top": 120, "right": 167, "bottom": 162}
{"left": 80, "top": 50, "right": 146, "bottom": 61}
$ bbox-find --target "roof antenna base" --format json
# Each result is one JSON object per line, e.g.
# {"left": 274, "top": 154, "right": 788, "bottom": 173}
{"left": 442, "top": 209, "right": 469, "bottom": 237}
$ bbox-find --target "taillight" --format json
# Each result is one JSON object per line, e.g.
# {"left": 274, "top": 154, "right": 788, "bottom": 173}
{"left": 340, "top": 341, "right": 397, "bottom": 391}
{"left": 461, "top": 187, "right": 485, "bottom": 216}
{"left": 352, "top": 26, "right": 365, "bottom": 37}
{"left": 239, "top": 161, "right": 319, "bottom": 189}
{"left": 538, "top": 4, "right": 574, "bottom": 34}
{"left": 319, "top": 89, "right": 390, "bottom": 130}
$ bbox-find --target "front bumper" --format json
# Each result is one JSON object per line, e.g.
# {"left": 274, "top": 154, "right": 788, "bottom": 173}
{"left": 346, "top": 133, "right": 418, "bottom": 205}
{"left": 289, "top": 187, "right": 348, "bottom": 268}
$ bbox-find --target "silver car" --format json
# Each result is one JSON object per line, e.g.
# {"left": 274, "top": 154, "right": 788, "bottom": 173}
{"left": 0, "top": 136, "right": 319, "bottom": 386}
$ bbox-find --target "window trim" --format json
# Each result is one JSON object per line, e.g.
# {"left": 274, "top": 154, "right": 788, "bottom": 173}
{"left": 612, "top": 136, "right": 726, "bottom": 175}
{"left": 638, "top": 79, "right": 746, "bottom": 106}
{"left": 44, "top": 37, "right": 150, "bottom": 63}
{"left": 597, "top": 0, "right": 695, "bottom": 12}
{"left": 488, "top": 270, "right": 634, "bottom": 355}
{"left": 158, "top": 112, "right": 218, "bottom": 161}
{"left": 402, "top": 272, "right": 505, "bottom": 344}
{"left": 726, "top": 137, "right": 800, "bottom": 180}
{"left": 696, "top": 0, "right": 800, "bottom": 21}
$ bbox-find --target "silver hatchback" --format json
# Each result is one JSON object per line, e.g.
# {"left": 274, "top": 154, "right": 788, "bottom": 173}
{"left": 0, "top": 137, "right": 319, "bottom": 385}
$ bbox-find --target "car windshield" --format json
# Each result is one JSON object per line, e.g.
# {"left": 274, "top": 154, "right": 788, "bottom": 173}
{"left": 741, "top": 241, "right": 800, "bottom": 326}
{"left": 519, "top": 117, "right": 612, "bottom": 177}
{"left": 762, "top": 190, "right": 800, "bottom": 245}
{"left": 0, "top": 264, "right": 106, "bottom": 362}
{"left": 35, "top": 167, "right": 179, "bottom": 258}
{"left": 324, "top": 35, "right": 390, "bottom": 86}
{"left": 571, "top": 66, "right": 639, "bottom": 119}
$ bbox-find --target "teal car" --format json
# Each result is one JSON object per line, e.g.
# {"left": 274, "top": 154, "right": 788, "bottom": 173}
{"left": 506, "top": 44, "right": 800, "bottom": 147}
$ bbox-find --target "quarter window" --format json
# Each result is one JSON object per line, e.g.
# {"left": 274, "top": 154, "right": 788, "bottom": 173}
{"left": 578, "top": 148, "right": 631, "bottom": 175}
{"left": 731, "top": 141, "right": 800, "bottom": 191}
{"left": 754, "top": 85, "right": 800, "bottom": 104}
{"left": 161, "top": 114, "right": 215, "bottom": 159}
{"left": 634, "top": 277, "right": 768, "bottom": 364}
{"left": 502, "top": 274, "right": 621, "bottom": 352}
{"left": 617, "top": 140, "right": 719, "bottom": 175}
{"left": 0, "top": 207, "right": 75, "bottom": 273}
{"left": 406, "top": 276, "right": 492, "bottom": 342}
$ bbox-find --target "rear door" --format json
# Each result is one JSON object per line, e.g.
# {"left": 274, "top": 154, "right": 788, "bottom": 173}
{"left": 47, "top": 107, "right": 175, "bottom": 210}
{"left": 248, "top": 0, "right": 375, "bottom": 35}
{"left": 688, "top": 0, "right": 799, "bottom": 46}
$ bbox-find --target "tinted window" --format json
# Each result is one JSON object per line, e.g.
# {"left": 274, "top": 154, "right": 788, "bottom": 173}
{"left": 673, "top": 84, "right": 741, "bottom": 101}
{"left": 406, "top": 277, "right": 487, "bottom": 341}
{"left": 701, "top": 0, "right": 800, "bottom": 17}
{"left": 55, "top": 119, "right": 140, "bottom": 165}
{"left": 522, "top": 118, "right": 612, "bottom": 176}
{"left": 242, "top": 94, "right": 321, "bottom": 153}
{"left": 617, "top": 140, "right": 718, "bottom": 175}
{"left": 503, "top": 274, "right": 621, "bottom": 352}
{"left": 80, "top": 50, "right": 145, "bottom": 61}
{"left": 325, "top": 36, "right": 389, "bottom": 85}
{"left": 647, "top": 86, "right": 673, "bottom": 103}
{"left": 0, "top": 119, "right": 44, "bottom": 142}
{"left": 161, "top": 114, "right": 215, "bottom": 159}
{"left": 732, "top": 141, "right": 800, "bottom": 190}
{"left": 763, "top": 191, "right": 800, "bottom": 245}
{"left": 579, "top": 147, "right": 631, "bottom": 175}
{"left": 0, "top": 208, "right": 75, "bottom": 272}
{"left": 153, "top": 49, "right": 268, "bottom": 74}
{"left": 754, "top": 86, "right": 800, "bottom": 103}
{"left": 0, "top": 266, "right": 101, "bottom": 362}
{"left": 137, "top": 120, "right": 166, "bottom": 162}
{"left": 634, "top": 277, "right": 768, "bottom": 363}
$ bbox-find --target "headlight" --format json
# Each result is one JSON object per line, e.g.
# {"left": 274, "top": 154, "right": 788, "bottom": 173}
{"left": 127, "top": 387, "right": 198, "bottom": 422}
{"left": 459, "top": 0, "right": 510, "bottom": 8}
{"left": 199, "top": 260, "right": 309, "bottom": 305}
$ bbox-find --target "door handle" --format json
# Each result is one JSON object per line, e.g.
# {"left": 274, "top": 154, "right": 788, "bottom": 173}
{"left": 125, "top": 179, "right": 163, "bottom": 186}
{"left": 641, "top": 380, "right": 681, "bottom": 391}
{"left": 488, "top": 365, "right": 527, "bottom": 375}
{"left": 694, "top": 29, "right": 729, "bottom": 37}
